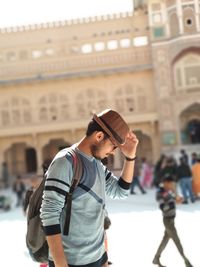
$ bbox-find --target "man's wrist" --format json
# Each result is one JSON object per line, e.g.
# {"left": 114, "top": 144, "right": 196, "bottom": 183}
{"left": 125, "top": 156, "right": 137, "bottom": 161}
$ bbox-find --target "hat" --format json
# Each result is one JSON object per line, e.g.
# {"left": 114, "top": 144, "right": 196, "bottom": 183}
{"left": 93, "top": 109, "right": 129, "bottom": 146}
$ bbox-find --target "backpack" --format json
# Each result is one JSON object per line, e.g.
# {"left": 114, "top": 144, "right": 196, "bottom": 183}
{"left": 26, "top": 148, "right": 83, "bottom": 263}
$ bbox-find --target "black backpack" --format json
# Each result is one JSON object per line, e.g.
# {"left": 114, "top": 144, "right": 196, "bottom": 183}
{"left": 26, "top": 148, "right": 83, "bottom": 263}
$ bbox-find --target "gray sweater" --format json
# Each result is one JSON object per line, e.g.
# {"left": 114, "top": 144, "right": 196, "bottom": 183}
{"left": 40, "top": 146, "right": 130, "bottom": 265}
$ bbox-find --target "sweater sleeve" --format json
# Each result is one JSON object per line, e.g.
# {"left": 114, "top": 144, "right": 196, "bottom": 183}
{"left": 102, "top": 164, "right": 130, "bottom": 199}
{"left": 40, "top": 155, "right": 73, "bottom": 236}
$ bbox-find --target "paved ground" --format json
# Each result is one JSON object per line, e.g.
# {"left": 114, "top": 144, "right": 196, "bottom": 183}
{"left": 0, "top": 188, "right": 199, "bottom": 267}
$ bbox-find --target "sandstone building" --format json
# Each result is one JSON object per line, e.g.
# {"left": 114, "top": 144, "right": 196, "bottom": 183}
{"left": 0, "top": 0, "right": 200, "bottom": 180}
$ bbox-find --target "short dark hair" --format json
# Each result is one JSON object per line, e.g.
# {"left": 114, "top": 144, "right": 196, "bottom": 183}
{"left": 163, "top": 174, "right": 175, "bottom": 182}
{"left": 86, "top": 120, "right": 109, "bottom": 139}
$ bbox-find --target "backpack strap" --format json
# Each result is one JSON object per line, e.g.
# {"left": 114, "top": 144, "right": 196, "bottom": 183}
{"left": 63, "top": 148, "right": 83, "bottom": 235}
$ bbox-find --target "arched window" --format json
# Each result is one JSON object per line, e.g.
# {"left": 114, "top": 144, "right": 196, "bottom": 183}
{"left": 180, "top": 103, "right": 200, "bottom": 144}
{"left": 174, "top": 52, "right": 200, "bottom": 92}
{"left": 115, "top": 84, "right": 135, "bottom": 114}
{"left": 76, "top": 89, "right": 108, "bottom": 118}
{"left": 0, "top": 97, "right": 32, "bottom": 126}
{"left": 38, "top": 94, "right": 69, "bottom": 122}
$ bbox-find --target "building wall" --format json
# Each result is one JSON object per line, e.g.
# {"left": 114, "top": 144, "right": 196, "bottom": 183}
{"left": 0, "top": 0, "right": 200, "bottom": 180}
{"left": 149, "top": 0, "right": 200, "bottom": 155}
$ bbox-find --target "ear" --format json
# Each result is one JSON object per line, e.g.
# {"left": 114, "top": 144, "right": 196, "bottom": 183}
{"left": 95, "top": 131, "right": 104, "bottom": 143}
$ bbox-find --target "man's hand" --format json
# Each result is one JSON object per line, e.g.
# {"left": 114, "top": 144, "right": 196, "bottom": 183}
{"left": 120, "top": 131, "right": 139, "bottom": 159}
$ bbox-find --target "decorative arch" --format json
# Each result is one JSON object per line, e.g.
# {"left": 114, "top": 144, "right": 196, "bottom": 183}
{"left": 172, "top": 48, "right": 200, "bottom": 92}
{"left": 179, "top": 103, "right": 200, "bottom": 144}
{"left": 42, "top": 139, "right": 71, "bottom": 168}
{"left": 134, "top": 130, "right": 153, "bottom": 162}
{"left": 172, "top": 47, "right": 200, "bottom": 65}
{"left": 4, "top": 143, "right": 37, "bottom": 176}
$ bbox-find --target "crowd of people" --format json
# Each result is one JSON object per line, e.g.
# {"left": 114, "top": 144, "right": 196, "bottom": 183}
{"left": 153, "top": 150, "right": 200, "bottom": 203}
{"left": 129, "top": 149, "right": 200, "bottom": 203}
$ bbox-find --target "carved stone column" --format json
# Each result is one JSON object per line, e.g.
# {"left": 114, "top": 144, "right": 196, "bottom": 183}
{"left": 32, "top": 134, "right": 43, "bottom": 175}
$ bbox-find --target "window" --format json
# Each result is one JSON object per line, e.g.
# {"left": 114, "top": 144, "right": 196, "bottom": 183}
{"left": 70, "top": 45, "right": 79, "bottom": 53}
{"left": 19, "top": 50, "right": 28, "bottom": 60}
{"left": 38, "top": 94, "right": 69, "bottom": 122}
{"left": 32, "top": 50, "right": 42, "bottom": 59}
{"left": 120, "top": 38, "right": 131, "bottom": 48}
{"left": 107, "top": 40, "right": 118, "bottom": 50}
{"left": 81, "top": 44, "right": 92, "bottom": 54}
{"left": 189, "top": 77, "right": 197, "bottom": 85}
{"left": 185, "top": 18, "right": 193, "bottom": 26}
{"left": 153, "top": 14, "right": 162, "bottom": 23}
{"left": 45, "top": 48, "right": 54, "bottom": 56}
{"left": 0, "top": 97, "right": 32, "bottom": 127}
{"left": 1, "top": 110, "right": 10, "bottom": 126}
{"left": 153, "top": 27, "right": 165, "bottom": 38}
{"left": 94, "top": 42, "right": 105, "bottom": 52}
{"left": 174, "top": 53, "right": 200, "bottom": 91}
{"left": 7, "top": 52, "right": 16, "bottom": 61}
{"left": 133, "top": 36, "right": 148, "bottom": 47}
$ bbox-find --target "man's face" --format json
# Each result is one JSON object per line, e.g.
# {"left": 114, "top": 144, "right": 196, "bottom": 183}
{"left": 91, "top": 137, "right": 117, "bottom": 160}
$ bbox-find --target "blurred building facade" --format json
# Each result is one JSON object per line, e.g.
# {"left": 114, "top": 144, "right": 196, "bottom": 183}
{"left": 0, "top": 0, "right": 200, "bottom": 180}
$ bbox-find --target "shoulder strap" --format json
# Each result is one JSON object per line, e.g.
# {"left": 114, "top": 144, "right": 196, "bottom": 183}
{"left": 63, "top": 148, "right": 83, "bottom": 235}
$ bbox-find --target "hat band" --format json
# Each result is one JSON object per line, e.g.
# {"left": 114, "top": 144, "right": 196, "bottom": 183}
{"left": 93, "top": 114, "right": 123, "bottom": 145}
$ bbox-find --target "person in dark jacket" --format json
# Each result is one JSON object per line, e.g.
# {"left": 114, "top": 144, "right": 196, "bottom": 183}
{"left": 13, "top": 175, "right": 26, "bottom": 206}
{"left": 153, "top": 155, "right": 167, "bottom": 187}
{"left": 160, "top": 157, "right": 178, "bottom": 182}
{"left": 177, "top": 157, "right": 195, "bottom": 204}
{"left": 180, "top": 149, "right": 189, "bottom": 165}
{"left": 152, "top": 175, "right": 193, "bottom": 267}
{"left": 130, "top": 158, "right": 146, "bottom": 194}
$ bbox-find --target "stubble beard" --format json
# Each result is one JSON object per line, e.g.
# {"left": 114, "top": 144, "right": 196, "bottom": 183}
{"left": 91, "top": 143, "right": 103, "bottom": 160}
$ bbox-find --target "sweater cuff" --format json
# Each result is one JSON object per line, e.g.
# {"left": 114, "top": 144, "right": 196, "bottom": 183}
{"left": 43, "top": 224, "right": 61, "bottom": 236}
{"left": 118, "top": 177, "right": 131, "bottom": 190}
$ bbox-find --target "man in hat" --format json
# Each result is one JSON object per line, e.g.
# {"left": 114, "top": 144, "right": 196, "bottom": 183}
{"left": 40, "top": 109, "right": 139, "bottom": 267}
{"left": 152, "top": 175, "right": 193, "bottom": 267}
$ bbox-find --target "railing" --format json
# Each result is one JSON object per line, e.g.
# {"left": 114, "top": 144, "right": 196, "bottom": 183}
{"left": 0, "top": 47, "right": 152, "bottom": 81}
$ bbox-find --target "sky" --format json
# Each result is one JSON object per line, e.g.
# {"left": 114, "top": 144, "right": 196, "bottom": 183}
{"left": 0, "top": 0, "right": 133, "bottom": 28}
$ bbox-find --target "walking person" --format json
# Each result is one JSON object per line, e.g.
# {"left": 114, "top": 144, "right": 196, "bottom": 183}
{"left": 13, "top": 175, "right": 26, "bottom": 207}
{"left": 130, "top": 158, "right": 146, "bottom": 194}
{"left": 180, "top": 149, "right": 189, "bottom": 165}
{"left": 153, "top": 155, "right": 167, "bottom": 187}
{"left": 152, "top": 174, "right": 193, "bottom": 267}
{"left": 177, "top": 157, "right": 195, "bottom": 204}
{"left": 140, "top": 157, "right": 152, "bottom": 188}
{"left": 192, "top": 155, "right": 200, "bottom": 199}
{"left": 40, "top": 109, "right": 139, "bottom": 267}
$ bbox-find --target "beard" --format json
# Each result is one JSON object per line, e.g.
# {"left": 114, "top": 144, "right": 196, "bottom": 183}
{"left": 90, "top": 142, "right": 104, "bottom": 160}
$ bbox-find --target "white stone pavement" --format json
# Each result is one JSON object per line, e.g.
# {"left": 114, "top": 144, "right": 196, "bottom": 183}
{"left": 0, "top": 189, "right": 199, "bottom": 267}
